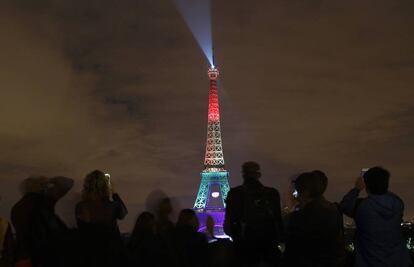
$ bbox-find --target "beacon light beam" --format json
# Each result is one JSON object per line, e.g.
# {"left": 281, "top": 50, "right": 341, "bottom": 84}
{"left": 173, "top": 0, "right": 214, "bottom": 66}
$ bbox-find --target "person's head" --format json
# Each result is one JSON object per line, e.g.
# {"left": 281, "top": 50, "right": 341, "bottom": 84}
{"left": 82, "top": 170, "right": 111, "bottom": 201}
{"left": 363, "top": 166, "right": 389, "bottom": 195}
{"left": 242, "top": 161, "right": 261, "bottom": 180}
{"left": 177, "top": 209, "right": 199, "bottom": 231}
{"left": 311, "top": 170, "right": 328, "bottom": 196}
{"left": 294, "top": 170, "right": 328, "bottom": 204}
{"left": 132, "top": 212, "right": 156, "bottom": 236}
{"left": 19, "top": 176, "right": 49, "bottom": 195}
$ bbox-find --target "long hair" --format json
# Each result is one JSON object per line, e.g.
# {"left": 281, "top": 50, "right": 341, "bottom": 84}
{"left": 130, "top": 212, "right": 156, "bottom": 247}
{"left": 81, "top": 170, "right": 111, "bottom": 201}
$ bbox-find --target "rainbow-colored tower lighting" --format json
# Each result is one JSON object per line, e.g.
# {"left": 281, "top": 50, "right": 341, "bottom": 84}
{"left": 194, "top": 66, "right": 230, "bottom": 235}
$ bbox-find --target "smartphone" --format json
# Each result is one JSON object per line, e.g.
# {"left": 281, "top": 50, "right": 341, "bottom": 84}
{"left": 105, "top": 173, "right": 111, "bottom": 186}
{"left": 361, "top": 168, "right": 369, "bottom": 178}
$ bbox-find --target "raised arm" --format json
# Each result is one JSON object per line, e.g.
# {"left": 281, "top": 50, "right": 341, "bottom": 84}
{"left": 112, "top": 193, "right": 128, "bottom": 220}
{"left": 340, "top": 176, "right": 365, "bottom": 218}
{"left": 340, "top": 188, "right": 361, "bottom": 218}
{"left": 47, "top": 176, "right": 74, "bottom": 201}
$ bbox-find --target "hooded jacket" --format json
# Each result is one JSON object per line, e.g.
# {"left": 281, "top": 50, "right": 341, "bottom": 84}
{"left": 341, "top": 188, "right": 411, "bottom": 267}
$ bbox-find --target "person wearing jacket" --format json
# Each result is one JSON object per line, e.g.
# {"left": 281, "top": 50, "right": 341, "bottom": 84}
{"left": 340, "top": 166, "right": 411, "bottom": 267}
{"left": 224, "top": 162, "right": 283, "bottom": 266}
{"left": 284, "top": 171, "right": 346, "bottom": 267}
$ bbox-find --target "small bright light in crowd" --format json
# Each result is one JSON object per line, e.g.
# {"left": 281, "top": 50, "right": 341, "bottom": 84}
{"left": 105, "top": 173, "right": 111, "bottom": 185}
{"left": 211, "top": 192, "right": 220, "bottom": 198}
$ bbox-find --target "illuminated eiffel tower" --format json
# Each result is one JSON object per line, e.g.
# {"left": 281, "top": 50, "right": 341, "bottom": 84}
{"left": 193, "top": 66, "right": 230, "bottom": 235}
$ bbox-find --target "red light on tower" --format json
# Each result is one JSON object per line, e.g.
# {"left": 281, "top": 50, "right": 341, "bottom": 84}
{"left": 203, "top": 65, "right": 224, "bottom": 170}
{"left": 207, "top": 67, "right": 220, "bottom": 123}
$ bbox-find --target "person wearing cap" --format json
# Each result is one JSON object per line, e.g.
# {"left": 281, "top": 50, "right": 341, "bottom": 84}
{"left": 284, "top": 171, "right": 346, "bottom": 267}
{"left": 340, "top": 166, "right": 411, "bottom": 267}
{"left": 224, "top": 161, "right": 283, "bottom": 266}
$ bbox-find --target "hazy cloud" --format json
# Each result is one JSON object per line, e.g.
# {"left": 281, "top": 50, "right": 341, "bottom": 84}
{"left": 1, "top": 0, "right": 413, "bottom": 229}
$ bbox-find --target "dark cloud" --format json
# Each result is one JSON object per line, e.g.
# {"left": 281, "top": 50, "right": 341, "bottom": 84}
{"left": 0, "top": 0, "right": 413, "bottom": 230}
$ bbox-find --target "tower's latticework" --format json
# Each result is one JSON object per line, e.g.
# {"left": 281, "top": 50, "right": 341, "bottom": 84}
{"left": 204, "top": 68, "right": 225, "bottom": 170}
{"left": 194, "top": 67, "right": 230, "bottom": 213}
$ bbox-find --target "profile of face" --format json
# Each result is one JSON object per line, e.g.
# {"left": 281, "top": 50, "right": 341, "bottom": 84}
{"left": 294, "top": 170, "right": 328, "bottom": 206}
{"left": 296, "top": 190, "right": 310, "bottom": 206}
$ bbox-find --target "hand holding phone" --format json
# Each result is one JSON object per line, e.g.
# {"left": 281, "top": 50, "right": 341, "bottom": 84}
{"left": 105, "top": 173, "right": 111, "bottom": 185}
{"left": 355, "top": 168, "right": 368, "bottom": 191}
{"left": 360, "top": 168, "right": 369, "bottom": 178}
{"left": 105, "top": 173, "right": 116, "bottom": 194}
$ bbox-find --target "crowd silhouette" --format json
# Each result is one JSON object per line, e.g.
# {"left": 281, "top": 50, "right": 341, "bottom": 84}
{"left": 0, "top": 164, "right": 412, "bottom": 267}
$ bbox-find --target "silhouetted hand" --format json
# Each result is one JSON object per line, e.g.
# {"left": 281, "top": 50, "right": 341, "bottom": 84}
{"left": 355, "top": 176, "right": 365, "bottom": 191}
{"left": 47, "top": 176, "right": 74, "bottom": 201}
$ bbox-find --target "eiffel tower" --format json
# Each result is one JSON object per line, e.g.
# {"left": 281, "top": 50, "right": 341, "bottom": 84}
{"left": 194, "top": 66, "right": 230, "bottom": 236}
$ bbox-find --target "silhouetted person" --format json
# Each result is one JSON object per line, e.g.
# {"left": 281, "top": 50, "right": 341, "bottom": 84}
{"left": 75, "top": 170, "right": 128, "bottom": 267}
{"left": 156, "top": 197, "right": 175, "bottom": 240}
{"left": 224, "top": 161, "right": 283, "bottom": 266}
{"left": 284, "top": 171, "right": 346, "bottom": 267}
{"left": 12, "top": 177, "right": 48, "bottom": 266}
{"left": 206, "top": 216, "right": 236, "bottom": 267}
{"left": 11, "top": 176, "right": 73, "bottom": 267}
{"left": 340, "top": 167, "right": 411, "bottom": 267}
{"left": 37, "top": 176, "right": 73, "bottom": 267}
{"left": 128, "top": 212, "right": 163, "bottom": 267}
{"left": 169, "top": 209, "right": 208, "bottom": 267}
{"left": 0, "top": 215, "right": 14, "bottom": 267}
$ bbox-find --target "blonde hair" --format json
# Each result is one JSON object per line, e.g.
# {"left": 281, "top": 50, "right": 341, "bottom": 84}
{"left": 82, "top": 170, "right": 111, "bottom": 200}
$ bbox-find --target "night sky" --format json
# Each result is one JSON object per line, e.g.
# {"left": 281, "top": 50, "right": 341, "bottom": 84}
{"left": 1, "top": 0, "right": 414, "bottom": 230}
